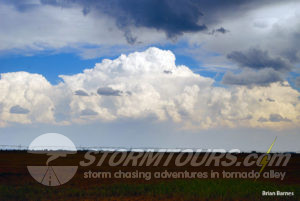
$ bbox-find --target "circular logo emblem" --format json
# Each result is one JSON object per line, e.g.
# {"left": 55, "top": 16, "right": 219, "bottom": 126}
{"left": 27, "top": 133, "right": 78, "bottom": 186}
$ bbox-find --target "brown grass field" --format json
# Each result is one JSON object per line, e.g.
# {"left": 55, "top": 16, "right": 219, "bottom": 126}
{"left": 0, "top": 151, "right": 299, "bottom": 201}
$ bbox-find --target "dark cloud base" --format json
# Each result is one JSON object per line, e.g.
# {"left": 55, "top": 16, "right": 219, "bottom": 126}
{"left": 222, "top": 68, "right": 283, "bottom": 86}
{"left": 227, "top": 48, "right": 292, "bottom": 72}
{"left": 10, "top": 105, "right": 30, "bottom": 114}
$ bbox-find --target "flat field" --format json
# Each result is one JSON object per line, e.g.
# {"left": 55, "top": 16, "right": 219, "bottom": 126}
{"left": 0, "top": 151, "right": 299, "bottom": 201}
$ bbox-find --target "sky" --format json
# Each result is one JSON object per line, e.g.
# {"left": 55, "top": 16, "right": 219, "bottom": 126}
{"left": 0, "top": 0, "right": 299, "bottom": 152}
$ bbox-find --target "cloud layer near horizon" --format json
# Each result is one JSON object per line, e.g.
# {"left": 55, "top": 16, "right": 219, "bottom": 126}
{"left": 0, "top": 48, "right": 299, "bottom": 129}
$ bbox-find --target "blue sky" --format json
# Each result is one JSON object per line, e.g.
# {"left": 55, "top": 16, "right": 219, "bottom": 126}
{"left": 0, "top": 42, "right": 217, "bottom": 85}
{"left": 0, "top": 53, "right": 102, "bottom": 84}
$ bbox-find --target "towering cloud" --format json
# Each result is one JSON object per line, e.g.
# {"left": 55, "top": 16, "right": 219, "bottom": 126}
{"left": 0, "top": 48, "right": 299, "bottom": 129}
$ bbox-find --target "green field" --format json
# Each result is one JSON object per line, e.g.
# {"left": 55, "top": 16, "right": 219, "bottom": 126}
{"left": 0, "top": 179, "right": 299, "bottom": 201}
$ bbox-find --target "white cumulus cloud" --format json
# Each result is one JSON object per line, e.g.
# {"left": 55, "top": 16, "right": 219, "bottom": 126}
{"left": 0, "top": 48, "right": 299, "bottom": 129}
{"left": 0, "top": 72, "right": 54, "bottom": 125}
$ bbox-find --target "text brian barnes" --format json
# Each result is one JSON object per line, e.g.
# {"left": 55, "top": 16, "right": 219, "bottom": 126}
{"left": 262, "top": 191, "right": 294, "bottom": 196}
